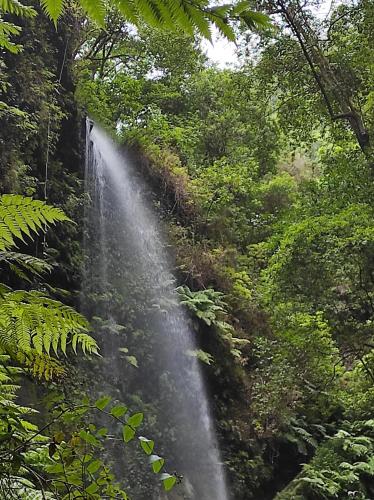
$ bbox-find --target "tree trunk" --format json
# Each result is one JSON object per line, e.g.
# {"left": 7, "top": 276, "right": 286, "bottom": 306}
{"left": 273, "top": 0, "right": 371, "bottom": 158}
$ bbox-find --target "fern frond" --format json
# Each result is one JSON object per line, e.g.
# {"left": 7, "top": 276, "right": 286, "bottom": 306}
{"left": 0, "top": 195, "right": 70, "bottom": 251}
{"left": 0, "top": 18, "right": 22, "bottom": 53}
{"left": 168, "top": 0, "right": 195, "bottom": 35}
{"left": 184, "top": 3, "right": 211, "bottom": 41}
{"left": 113, "top": 0, "right": 139, "bottom": 24}
{"left": 134, "top": 0, "right": 161, "bottom": 27}
{"left": 152, "top": 0, "right": 175, "bottom": 30}
{"left": 0, "top": 353, "right": 21, "bottom": 406}
{"left": 17, "top": 350, "right": 66, "bottom": 380}
{"left": 238, "top": 9, "right": 272, "bottom": 30}
{"left": 72, "top": 332, "right": 98, "bottom": 355}
{"left": 206, "top": 11, "right": 236, "bottom": 41}
{"left": 33, "top": 0, "right": 269, "bottom": 40}
{"left": 0, "top": 251, "right": 53, "bottom": 278}
{"left": 79, "top": 0, "right": 106, "bottom": 26}
{"left": 0, "top": 291, "right": 98, "bottom": 371}
{"left": 39, "top": 0, "right": 64, "bottom": 24}
{"left": 0, "top": 0, "right": 36, "bottom": 17}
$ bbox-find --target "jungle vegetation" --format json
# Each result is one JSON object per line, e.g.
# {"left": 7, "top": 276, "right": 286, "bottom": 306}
{"left": 0, "top": 0, "right": 374, "bottom": 498}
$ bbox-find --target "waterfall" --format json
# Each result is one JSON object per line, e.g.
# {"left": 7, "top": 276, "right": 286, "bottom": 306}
{"left": 83, "top": 120, "right": 229, "bottom": 500}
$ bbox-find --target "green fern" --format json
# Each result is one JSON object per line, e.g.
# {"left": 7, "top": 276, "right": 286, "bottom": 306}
{"left": 0, "top": 354, "right": 22, "bottom": 406}
{"left": 0, "top": 251, "right": 53, "bottom": 280}
{"left": 283, "top": 418, "right": 319, "bottom": 456}
{"left": 0, "top": 195, "right": 98, "bottom": 379}
{"left": 0, "top": 290, "right": 98, "bottom": 358}
{"left": 0, "top": 18, "right": 22, "bottom": 52}
{"left": 79, "top": 0, "right": 106, "bottom": 25}
{"left": 39, "top": 0, "right": 64, "bottom": 25}
{"left": 0, "top": 194, "right": 70, "bottom": 251}
{"left": 37, "top": 0, "right": 268, "bottom": 39}
{"left": 17, "top": 350, "right": 67, "bottom": 380}
{"left": 0, "top": 0, "right": 36, "bottom": 16}
{"left": 277, "top": 420, "right": 374, "bottom": 499}
{"left": 176, "top": 285, "right": 227, "bottom": 325}
{"left": 1, "top": 0, "right": 270, "bottom": 53}
{"left": 0, "top": 354, "right": 38, "bottom": 426}
{"left": 0, "top": 0, "right": 36, "bottom": 52}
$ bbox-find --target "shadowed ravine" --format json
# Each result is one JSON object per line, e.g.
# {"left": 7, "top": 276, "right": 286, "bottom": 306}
{"left": 82, "top": 121, "right": 229, "bottom": 500}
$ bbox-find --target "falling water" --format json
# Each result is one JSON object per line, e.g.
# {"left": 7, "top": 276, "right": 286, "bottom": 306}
{"left": 83, "top": 120, "right": 229, "bottom": 500}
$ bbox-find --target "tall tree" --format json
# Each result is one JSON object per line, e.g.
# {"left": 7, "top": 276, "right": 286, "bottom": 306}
{"left": 256, "top": 0, "right": 373, "bottom": 157}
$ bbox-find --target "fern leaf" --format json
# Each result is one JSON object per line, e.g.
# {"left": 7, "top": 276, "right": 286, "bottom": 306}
{"left": 113, "top": 0, "right": 139, "bottom": 24}
{"left": 206, "top": 11, "right": 236, "bottom": 41}
{"left": 0, "top": 0, "right": 36, "bottom": 17}
{"left": 0, "top": 19, "right": 22, "bottom": 53}
{"left": 17, "top": 350, "right": 66, "bottom": 380}
{"left": 184, "top": 3, "right": 212, "bottom": 41}
{"left": 79, "top": 0, "right": 106, "bottom": 26}
{"left": 170, "top": 0, "right": 195, "bottom": 35}
{"left": 32, "top": 326, "right": 44, "bottom": 355}
{"left": 39, "top": 0, "right": 65, "bottom": 24}
{"left": 152, "top": 0, "right": 175, "bottom": 30}
{"left": 0, "top": 251, "right": 53, "bottom": 277}
{"left": 134, "top": 0, "right": 162, "bottom": 27}
{"left": 0, "top": 290, "right": 98, "bottom": 376}
{"left": 239, "top": 10, "right": 272, "bottom": 30}
{"left": 0, "top": 195, "right": 70, "bottom": 251}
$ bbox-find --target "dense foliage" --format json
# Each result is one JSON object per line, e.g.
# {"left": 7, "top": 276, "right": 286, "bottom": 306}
{"left": 1, "top": 0, "right": 374, "bottom": 498}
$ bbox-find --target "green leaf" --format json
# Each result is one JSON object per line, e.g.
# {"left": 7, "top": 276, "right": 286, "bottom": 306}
{"left": 122, "top": 425, "right": 135, "bottom": 443}
{"left": 160, "top": 473, "right": 177, "bottom": 491}
{"left": 110, "top": 405, "right": 128, "bottom": 418}
{"left": 85, "top": 482, "right": 99, "bottom": 494}
{"left": 79, "top": 0, "right": 106, "bottom": 26}
{"left": 79, "top": 430, "right": 100, "bottom": 447}
{"left": 95, "top": 395, "right": 111, "bottom": 410}
{"left": 87, "top": 459, "right": 102, "bottom": 474}
{"left": 127, "top": 412, "right": 143, "bottom": 428}
{"left": 96, "top": 427, "right": 108, "bottom": 437}
{"left": 150, "top": 454, "right": 164, "bottom": 473}
{"left": 125, "top": 355, "right": 139, "bottom": 367}
{"left": 39, "top": 0, "right": 64, "bottom": 25}
{"left": 139, "top": 436, "right": 154, "bottom": 455}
